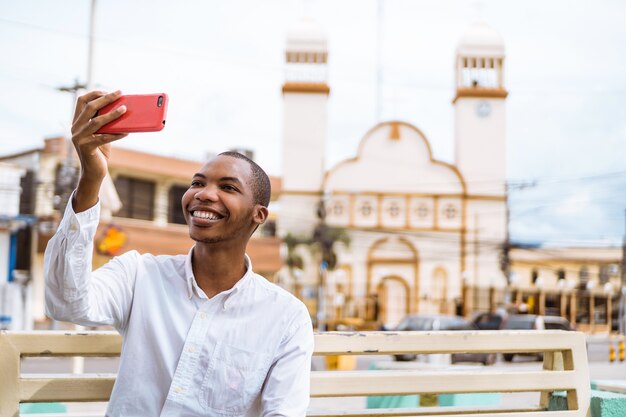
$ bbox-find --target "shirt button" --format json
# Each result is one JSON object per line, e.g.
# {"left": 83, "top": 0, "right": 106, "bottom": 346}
{"left": 199, "top": 312, "right": 206, "bottom": 319}
{"left": 188, "top": 346, "right": 196, "bottom": 353}
{"left": 175, "top": 386, "right": 183, "bottom": 393}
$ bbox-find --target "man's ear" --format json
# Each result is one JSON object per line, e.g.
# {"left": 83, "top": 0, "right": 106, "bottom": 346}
{"left": 252, "top": 205, "right": 269, "bottom": 226}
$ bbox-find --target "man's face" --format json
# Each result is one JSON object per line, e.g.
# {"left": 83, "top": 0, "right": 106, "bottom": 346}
{"left": 181, "top": 155, "right": 263, "bottom": 245}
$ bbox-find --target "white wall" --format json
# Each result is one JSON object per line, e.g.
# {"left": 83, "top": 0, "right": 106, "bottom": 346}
{"left": 281, "top": 93, "right": 328, "bottom": 192}
{"left": 0, "top": 163, "right": 25, "bottom": 216}
{"left": 454, "top": 98, "right": 506, "bottom": 196}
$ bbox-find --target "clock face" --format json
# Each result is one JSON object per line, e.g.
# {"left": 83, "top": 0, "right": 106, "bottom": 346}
{"left": 476, "top": 100, "right": 492, "bottom": 118}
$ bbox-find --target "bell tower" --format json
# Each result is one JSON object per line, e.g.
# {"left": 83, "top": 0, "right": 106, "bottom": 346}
{"left": 279, "top": 18, "right": 329, "bottom": 236}
{"left": 454, "top": 23, "right": 509, "bottom": 291}
{"left": 453, "top": 23, "right": 507, "bottom": 196}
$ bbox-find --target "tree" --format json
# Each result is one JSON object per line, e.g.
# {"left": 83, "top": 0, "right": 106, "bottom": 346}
{"left": 281, "top": 201, "right": 351, "bottom": 329}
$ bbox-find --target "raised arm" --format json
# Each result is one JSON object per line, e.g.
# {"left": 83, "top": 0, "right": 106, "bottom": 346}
{"left": 44, "top": 90, "right": 136, "bottom": 330}
{"left": 71, "top": 90, "right": 127, "bottom": 213}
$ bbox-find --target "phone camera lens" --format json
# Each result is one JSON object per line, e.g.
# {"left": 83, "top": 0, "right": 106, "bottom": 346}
{"left": 157, "top": 96, "right": 163, "bottom": 107}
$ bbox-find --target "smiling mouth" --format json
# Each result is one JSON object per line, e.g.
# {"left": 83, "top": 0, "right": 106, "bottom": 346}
{"left": 191, "top": 210, "right": 224, "bottom": 221}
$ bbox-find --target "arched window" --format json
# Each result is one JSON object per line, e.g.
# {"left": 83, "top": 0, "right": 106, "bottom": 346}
{"left": 168, "top": 185, "right": 188, "bottom": 224}
{"left": 579, "top": 266, "right": 589, "bottom": 289}
{"left": 599, "top": 265, "right": 611, "bottom": 285}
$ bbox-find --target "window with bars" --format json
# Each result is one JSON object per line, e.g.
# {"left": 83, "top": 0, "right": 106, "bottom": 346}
{"left": 15, "top": 225, "right": 32, "bottom": 271}
{"left": 531, "top": 269, "right": 539, "bottom": 285}
{"left": 114, "top": 176, "right": 155, "bottom": 221}
{"left": 19, "top": 170, "right": 35, "bottom": 215}
{"left": 168, "top": 185, "right": 188, "bottom": 225}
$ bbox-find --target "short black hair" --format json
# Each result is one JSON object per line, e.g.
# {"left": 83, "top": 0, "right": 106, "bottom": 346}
{"left": 218, "top": 151, "right": 271, "bottom": 207}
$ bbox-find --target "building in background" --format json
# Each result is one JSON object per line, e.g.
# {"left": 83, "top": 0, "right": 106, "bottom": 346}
{"left": 0, "top": 162, "right": 31, "bottom": 330}
{"left": 277, "top": 19, "right": 508, "bottom": 328}
{"left": 275, "top": 17, "right": 623, "bottom": 333}
{"left": 509, "top": 246, "right": 622, "bottom": 333}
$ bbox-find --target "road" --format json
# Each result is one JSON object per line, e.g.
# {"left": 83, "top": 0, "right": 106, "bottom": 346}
{"left": 19, "top": 336, "right": 626, "bottom": 414}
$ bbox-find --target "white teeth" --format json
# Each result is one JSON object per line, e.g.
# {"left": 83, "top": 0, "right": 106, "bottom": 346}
{"left": 193, "top": 211, "right": 221, "bottom": 220}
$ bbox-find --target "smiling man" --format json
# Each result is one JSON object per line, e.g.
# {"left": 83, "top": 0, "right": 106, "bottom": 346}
{"left": 44, "top": 91, "right": 314, "bottom": 417}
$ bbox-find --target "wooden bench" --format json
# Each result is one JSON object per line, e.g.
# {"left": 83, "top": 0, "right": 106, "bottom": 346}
{"left": 0, "top": 330, "right": 591, "bottom": 416}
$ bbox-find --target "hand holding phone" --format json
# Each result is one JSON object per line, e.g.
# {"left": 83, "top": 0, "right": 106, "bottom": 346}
{"left": 96, "top": 93, "right": 168, "bottom": 134}
{"left": 70, "top": 90, "right": 129, "bottom": 212}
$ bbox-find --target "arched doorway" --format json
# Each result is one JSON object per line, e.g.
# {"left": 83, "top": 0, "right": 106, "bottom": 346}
{"left": 376, "top": 276, "right": 411, "bottom": 327}
{"left": 367, "top": 236, "right": 418, "bottom": 325}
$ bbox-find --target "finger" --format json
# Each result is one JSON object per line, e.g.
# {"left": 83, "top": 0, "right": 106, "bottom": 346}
{"left": 72, "top": 105, "right": 126, "bottom": 152}
{"left": 73, "top": 90, "right": 107, "bottom": 123}
{"left": 74, "top": 90, "right": 122, "bottom": 130}
{"left": 76, "top": 132, "right": 128, "bottom": 155}
{"left": 87, "top": 105, "right": 127, "bottom": 133}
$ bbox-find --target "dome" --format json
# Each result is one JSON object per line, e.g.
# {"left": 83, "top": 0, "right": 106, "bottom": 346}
{"left": 286, "top": 18, "right": 327, "bottom": 53}
{"left": 457, "top": 22, "right": 505, "bottom": 56}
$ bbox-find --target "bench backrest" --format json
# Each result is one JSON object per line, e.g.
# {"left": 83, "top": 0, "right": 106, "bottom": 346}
{"left": 0, "top": 330, "right": 590, "bottom": 417}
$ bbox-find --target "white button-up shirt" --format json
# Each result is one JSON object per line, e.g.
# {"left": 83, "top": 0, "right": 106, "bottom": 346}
{"left": 44, "top": 199, "right": 313, "bottom": 417}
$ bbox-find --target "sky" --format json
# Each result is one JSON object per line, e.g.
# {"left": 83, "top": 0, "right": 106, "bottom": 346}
{"left": 1, "top": 0, "right": 625, "bottom": 246}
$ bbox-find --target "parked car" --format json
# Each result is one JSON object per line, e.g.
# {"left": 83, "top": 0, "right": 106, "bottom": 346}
{"left": 393, "top": 314, "right": 496, "bottom": 365}
{"left": 472, "top": 311, "right": 507, "bottom": 330}
{"left": 543, "top": 315, "right": 576, "bottom": 331}
{"left": 501, "top": 314, "right": 574, "bottom": 362}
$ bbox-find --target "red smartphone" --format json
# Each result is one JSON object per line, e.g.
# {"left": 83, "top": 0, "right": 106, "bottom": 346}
{"left": 96, "top": 93, "right": 168, "bottom": 134}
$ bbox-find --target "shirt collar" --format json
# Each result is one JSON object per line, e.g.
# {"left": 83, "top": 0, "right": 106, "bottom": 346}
{"left": 184, "top": 247, "right": 196, "bottom": 300}
{"left": 184, "top": 247, "right": 255, "bottom": 305}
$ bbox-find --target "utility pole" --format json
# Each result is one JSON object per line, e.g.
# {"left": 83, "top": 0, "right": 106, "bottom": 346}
{"left": 56, "top": 79, "right": 87, "bottom": 216}
{"left": 56, "top": 0, "right": 98, "bottom": 216}
{"left": 86, "top": 0, "right": 97, "bottom": 89}
{"left": 502, "top": 180, "right": 536, "bottom": 308}
{"left": 474, "top": 213, "right": 480, "bottom": 312}
{"left": 621, "top": 210, "right": 626, "bottom": 288}
{"left": 375, "top": 0, "right": 384, "bottom": 121}
{"left": 617, "top": 210, "right": 626, "bottom": 334}
{"left": 502, "top": 182, "right": 511, "bottom": 283}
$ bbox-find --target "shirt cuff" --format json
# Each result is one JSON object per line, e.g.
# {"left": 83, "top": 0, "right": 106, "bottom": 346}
{"left": 59, "top": 190, "right": 101, "bottom": 232}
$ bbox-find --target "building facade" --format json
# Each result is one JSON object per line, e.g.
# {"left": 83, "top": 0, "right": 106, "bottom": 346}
{"left": 509, "top": 246, "right": 623, "bottom": 333}
{"left": 277, "top": 20, "right": 509, "bottom": 327}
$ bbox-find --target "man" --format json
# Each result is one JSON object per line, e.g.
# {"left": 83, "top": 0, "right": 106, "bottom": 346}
{"left": 44, "top": 90, "right": 314, "bottom": 416}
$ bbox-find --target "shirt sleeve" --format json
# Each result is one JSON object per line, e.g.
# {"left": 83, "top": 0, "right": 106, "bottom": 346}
{"left": 261, "top": 305, "right": 314, "bottom": 417}
{"left": 44, "top": 192, "right": 138, "bottom": 331}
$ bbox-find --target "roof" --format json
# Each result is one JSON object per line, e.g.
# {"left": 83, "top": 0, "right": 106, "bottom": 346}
{"left": 457, "top": 22, "right": 505, "bottom": 56}
{"left": 286, "top": 18, "right": 327, "bottom": 53}
{"left": 109, "top": 147, "right": 203, "bottom": 181}
{"left": 324, "top": 121, "right": 465, "bottom": 194}
{"left": 510, "top": 246, "right": 621, "bottom": 263}
{"left": 0, "top": 147, "right": 42, "bottom": 161}
{"left": 108, "top": 146, "right": 282, "bottom": 197}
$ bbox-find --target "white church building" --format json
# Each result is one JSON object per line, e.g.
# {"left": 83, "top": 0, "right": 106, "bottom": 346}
{"left": 277, "top": 19, "right": 509, "bottom": 326}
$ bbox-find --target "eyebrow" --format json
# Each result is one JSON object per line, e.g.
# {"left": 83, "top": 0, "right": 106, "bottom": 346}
{"left": 219, "top": 176, "right": 243, "bottom": 185}
{"left": 191, "top": 173, "right": 243, "bottom": 185}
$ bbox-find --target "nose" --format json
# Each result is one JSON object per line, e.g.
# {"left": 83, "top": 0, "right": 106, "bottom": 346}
{"left": 194, "top": 185, "right": 219, "bottom": 202}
